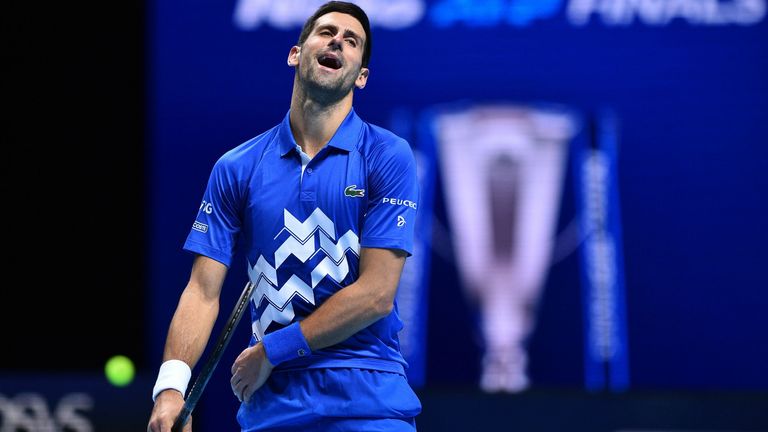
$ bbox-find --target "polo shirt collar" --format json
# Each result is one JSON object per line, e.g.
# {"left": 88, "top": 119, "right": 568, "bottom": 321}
{"left": 278, "top": 108, "right": 363, "bottom": 157}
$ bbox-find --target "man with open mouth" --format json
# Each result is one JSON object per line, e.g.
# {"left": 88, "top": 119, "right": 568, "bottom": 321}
{"left": 148, "top": 2, "right": 422, "bottom": 431}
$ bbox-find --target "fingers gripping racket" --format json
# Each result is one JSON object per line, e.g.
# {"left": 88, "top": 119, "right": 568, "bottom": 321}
{"left": 171, "top": 280, "right": 256, "bottom": 432}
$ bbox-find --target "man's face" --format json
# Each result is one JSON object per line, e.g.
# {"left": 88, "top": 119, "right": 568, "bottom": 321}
{"left": 290, "top": 12, "right": 369, "bottom": 101}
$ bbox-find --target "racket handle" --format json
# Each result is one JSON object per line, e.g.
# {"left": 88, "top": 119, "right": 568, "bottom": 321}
{"left": 171, "top": 404, "right": 192, "bottom": 432}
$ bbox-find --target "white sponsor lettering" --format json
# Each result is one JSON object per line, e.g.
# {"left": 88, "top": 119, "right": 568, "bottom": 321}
{"left": 231, "top": 0, "right": 765, "bottom": 32}
{"left": 568, "top": 0, "right": 766, "bottom": 26}
{"left": 199, "top": 200, "right": 213, "bottom": 214}
{"left": 583, "top": 150, "right": 619, "bottom": 360}
{"left": 0, "top": 393, "right": 93, "bottom": 432}
{"left": 382, "top": 197, "right": 418, "bottom": 210}
{"left": 192, "top": 221, "right": 209, "bottom": 233}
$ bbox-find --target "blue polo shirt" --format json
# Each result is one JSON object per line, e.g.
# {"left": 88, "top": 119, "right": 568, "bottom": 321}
{"left": 183, "top": 108, "right": 419, "bottom": 375}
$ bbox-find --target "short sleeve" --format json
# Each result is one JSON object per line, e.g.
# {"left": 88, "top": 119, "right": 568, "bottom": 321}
{"left": 182, "top": 155, "right": 244, "bottom": 267}
{"left": 360, "top": 138, "right": 419, "bottom": 256}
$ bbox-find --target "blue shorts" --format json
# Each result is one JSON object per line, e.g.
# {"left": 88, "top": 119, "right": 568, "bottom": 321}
{"left": 236, "top": 368, "right": 422, "bottom": 431}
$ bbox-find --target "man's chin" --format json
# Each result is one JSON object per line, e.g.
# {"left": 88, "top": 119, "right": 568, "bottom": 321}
{"left": 304, "top": 78, "right": 355, "bottom": 102}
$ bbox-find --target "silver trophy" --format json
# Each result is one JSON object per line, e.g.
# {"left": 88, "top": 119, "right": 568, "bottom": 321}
{"left": 433, "top": 103, "right": 577, "bottom": 392}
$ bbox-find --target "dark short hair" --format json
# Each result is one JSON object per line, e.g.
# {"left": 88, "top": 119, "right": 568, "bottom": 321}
{"left": 298, "top": 1, "right": 372, "bottom": 68}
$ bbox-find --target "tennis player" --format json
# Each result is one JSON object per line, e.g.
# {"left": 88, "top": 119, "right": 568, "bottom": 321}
{"left": 147, "top": 2, "right": 422, "bottom": 431}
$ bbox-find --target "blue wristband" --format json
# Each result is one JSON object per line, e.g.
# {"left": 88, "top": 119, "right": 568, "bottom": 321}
{"left": 261, "top": 322, "right": 311, "bottom": 366}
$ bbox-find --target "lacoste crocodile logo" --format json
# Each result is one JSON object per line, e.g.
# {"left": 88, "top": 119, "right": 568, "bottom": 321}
{"left": 344, "top": 185, "right": 365, "bottom": 198}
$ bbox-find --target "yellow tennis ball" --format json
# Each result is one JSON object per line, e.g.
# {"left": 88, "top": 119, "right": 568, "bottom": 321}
{"left": 105, "top": 355, "right": 135, "bottom": 387}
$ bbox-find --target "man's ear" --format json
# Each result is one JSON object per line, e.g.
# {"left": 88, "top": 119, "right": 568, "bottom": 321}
{"left": 287, "top": 46, "right": 301, "bottom": 67}
{"left": 355, "top": 68, "right": 369, "bottom": 89}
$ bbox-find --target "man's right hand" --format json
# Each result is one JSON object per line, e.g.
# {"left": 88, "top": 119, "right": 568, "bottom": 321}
{"left": 147, "top": 390, "right": 191, "bottom": 432}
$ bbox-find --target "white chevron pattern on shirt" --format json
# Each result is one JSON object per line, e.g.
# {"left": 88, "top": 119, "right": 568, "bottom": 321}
{"left": 249, "top": 208, "right": 360, "bottom": 340}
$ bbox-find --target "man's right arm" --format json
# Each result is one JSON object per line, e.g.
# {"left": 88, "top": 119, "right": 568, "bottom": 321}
{"left": 147, "top": 255, "right": 228, "bottom": 432}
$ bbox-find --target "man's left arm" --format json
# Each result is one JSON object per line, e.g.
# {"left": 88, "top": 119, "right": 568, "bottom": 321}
{"left": 300, "top": 246, "right": 406, "bottom": 349}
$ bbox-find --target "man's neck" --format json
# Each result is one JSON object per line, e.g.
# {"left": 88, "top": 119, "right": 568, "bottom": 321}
{"left": 289, "top": 86, "right": 354, "bottom": 158}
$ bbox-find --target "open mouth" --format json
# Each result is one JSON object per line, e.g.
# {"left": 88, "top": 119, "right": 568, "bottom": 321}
{"left": 318, "top": 54, "right": 342, "bottom": 70}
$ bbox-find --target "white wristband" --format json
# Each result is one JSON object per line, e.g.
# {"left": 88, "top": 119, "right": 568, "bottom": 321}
{"left": 152, "top": 359, "right": 192, "bottom": 402}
